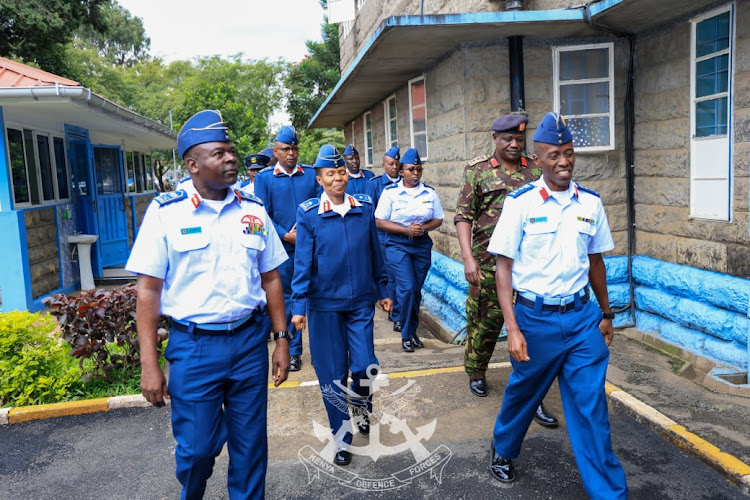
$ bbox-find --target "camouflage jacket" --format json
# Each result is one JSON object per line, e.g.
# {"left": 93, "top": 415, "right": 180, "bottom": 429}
{"left": 454, "top": 153, "right": 541, "bottom": 268}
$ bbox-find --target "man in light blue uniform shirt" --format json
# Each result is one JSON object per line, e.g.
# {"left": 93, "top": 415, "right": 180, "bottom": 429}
{"left": 253, "top": 125, "right": 321, "bottom": 372}
{"left": 291, "top": 145, "right": 391, "bottom": 467}
{"left": 375, "top": 148, "right": 444, "bottom": 352}
{"left": 342, "top": 144, "right": 374, "bottom": 194}
{"left": 127, "top": 109, "right": 291, "bottom": 500}
{"left": 486, "top": 112, "right": 627, "bottom": 498}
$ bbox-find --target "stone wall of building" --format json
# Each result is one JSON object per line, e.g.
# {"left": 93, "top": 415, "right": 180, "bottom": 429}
{"left": 340, "top": 0, "right": 584, "bottom": 72}
{"left": 25, "top": 208, "right": 60, "bottom": 299}
{"left": 633, "top": 10, "right": 750, "bottom": 277}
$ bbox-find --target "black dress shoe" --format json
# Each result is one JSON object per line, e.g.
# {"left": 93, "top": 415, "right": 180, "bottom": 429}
{"left": 334, "top": 447, "right": 351, "bottom": 466}
{"left": 289, "top": 355, "right": 302, "bottom": 372}
{"left": 489, "top": 441, "right": 516, "bottom": 483}
{"left": 534, "top": 403, "right": 559, "bottom": 428}
{"left": 411, "top": 334, "right": 424, "bottom": 348}
{"left": 402, "top": 338, "right": 414, "bottom": 352}
{"left": 388, "top": 311, "right": 394, "bottom": 322}
{"left": 393, "top": 321, "right": 402, "bottom": 332}
{"left": 356, "top": 413, "right": 370, "bottom": 436}
{"left": 469, "top": 377, "right": 488, "bottom": 397}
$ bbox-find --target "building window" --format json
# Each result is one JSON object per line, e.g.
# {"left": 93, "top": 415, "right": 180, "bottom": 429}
{"left": 409, "top": 76, "right": 428, "bottom": 159}
{"left": 6, "top": 126, "right": 71, "bottom": 207}
{"left": 384, "top": 95, "right": 398, "bottom": 148}
{"left": 363, "top": 111, "right": 373, "bottom": 166}
{"left": 689, "top": 5, "right": 734, "bottom": 221}
{"left": 125, "top": 151, "right": 155, "bottom": 194}
{"left": 553, "top": 43, "right": 614, "bottom": 151}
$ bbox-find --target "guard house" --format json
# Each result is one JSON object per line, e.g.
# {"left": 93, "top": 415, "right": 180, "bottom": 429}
{"left": 314, "top": 1, "right": 750, "bottom": 375}
{"left": 0, "top": 57, "right": 176, "bottom": 312}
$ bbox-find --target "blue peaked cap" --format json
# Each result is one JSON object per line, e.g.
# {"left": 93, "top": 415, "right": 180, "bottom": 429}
{"left": 343, "top": 144, "right": 359, "bottom": 156}
{"left": 275, "top": 125, "right": 299, "bottom": 145}
{"left": 177, "top": 110, "right": 231, "bottom": 158}
{"left": 314, "top": 144, "right": 345, "bottom": 169}
{"left": 384, "top": 146, "right": 400, "bottom": 161}
{"left": 533, "top": 112, "right": 574, "bottom": 145}
{"left": 400, "top": 148, "right": 421, "bottom": 165}
{"left": 245, "top": 153, "right": 270, "bottom": 169}
{"left": 260, "top": 147, "right": 274, "bottom": 158}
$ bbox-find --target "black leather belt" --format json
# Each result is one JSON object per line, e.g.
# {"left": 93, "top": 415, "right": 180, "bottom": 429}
{"left": 170, "top": 309, "right": 260, "bottom": 336}
{"left": 514, "top": 288, "right": 590, "bottom": 313}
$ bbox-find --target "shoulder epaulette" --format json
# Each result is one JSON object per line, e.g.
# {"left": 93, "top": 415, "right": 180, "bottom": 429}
{"left": 258, "top": 166, "right": 274, "bottom": 174}
{"left": 179, "top": 175, "right": 190, "bottom": 183}
{"left": 576, "top": 183, "right": 601, "bottom": 198}
{"left": 240, "top": 178, "right": 251, "bottom": 187}
{"left": 422, "top": 183, "right": 434, "bottom": 190}
{"left": 507, "top": 183, "right": 535, "bottom": 199}
{"left": 368, "top": 174, "right": 381, "bottom": 182}
{"left": 384, "top": 183, "right": 399, "bottom": 190}
{"left": 299, "top": 164, "right": 314, "bottom": 169}
{"left": 154, "top": 190, "right": 187, "bottom": 206}
{"left": 235, "top": 190, "right": 263, "bottom": 205}
{"left": 468, "top": 154, "right": 491, "bottom": 167}
{"left": 354, "top": 193, "right": 373, "bottom": 205}
{"left": 300, "top": 198, "right": 320, "bottom": 212}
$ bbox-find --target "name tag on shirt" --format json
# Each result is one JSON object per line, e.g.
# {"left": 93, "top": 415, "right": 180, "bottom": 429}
{"left": 180, "top": 226, "right": 202, "bottom": 235}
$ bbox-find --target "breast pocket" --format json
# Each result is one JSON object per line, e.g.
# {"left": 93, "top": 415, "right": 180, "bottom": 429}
{"left": 240, "top": 235, "right": 266, "bottom": 254}
{"left": 171, "top": 234, "right": 211, "bottom": 272}
{"left": 479, "top": 178, "right": 506, "bottom": 196}
{"left": 522, "top": 219, "right": 557, "bottom": 258}
{"left": 576, "top": 216, "right": 597, "bottom": 258}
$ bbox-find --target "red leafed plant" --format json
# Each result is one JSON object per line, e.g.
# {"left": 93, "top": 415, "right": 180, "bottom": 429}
{"left": 43, "top": 283, "right": 168, "bottom": 380}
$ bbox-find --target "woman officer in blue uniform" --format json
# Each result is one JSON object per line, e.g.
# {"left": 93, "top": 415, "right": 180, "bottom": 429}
{"left": 374, "top": 148, "right": 444, "bottom": 352}
{"left": 291, "top": 145, "right": 392, "bottom": 466}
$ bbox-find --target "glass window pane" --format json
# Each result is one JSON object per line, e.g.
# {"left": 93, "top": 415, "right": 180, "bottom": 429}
{"left": 36, "top": 135, "right": 55, "bottom": 201}
{"left": 413, "top": 111, "right": 426, "bottom": 134}
{"left": 566, "top": 116, "right": 610, "bottom": 148}
{"left": 95, "top": 148, "right": 121, "bottom": 195}
{"left": 696, "top": 12, "right": 730, "bottom": 57}
{"left": 23, "top": 130, "right": 40, "bottom": 204}
{"left": 125, "top": 151, "right": 135, "bottom": 192}
{"left": 53, "top": 138, "right": 69, "bottom": 199}
{"left": 410, "top": 80, "right": 425, "bottom": 107}
{"left": 559, "top": 48, "right": 609, "bottom": 81}
{"left": 696, "top": 97, "right": 728, "bottom": 137}
{"left": 145, "top": 154, "right": 153, "bottom": 191}
{"left": 135, "top": 153, "right": 145, "bottom": 192}
{"left": 696, "top": 55, "right": 729, "bottom": 97}
{"left": 7, "top": 129, "right": 29, "bottom": 204}
{"left": 414, "top": 134, "right": 427, "bottom": 158}
{"left": 559, "top": 82, "right": 609, "bottom": 115}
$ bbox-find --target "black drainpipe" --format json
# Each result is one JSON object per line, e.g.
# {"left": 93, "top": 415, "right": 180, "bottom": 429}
{"left": 509, "top": 36, "right": 525, "bottom": 111}
{"left": 575, "top": 2, "right": 636, "bottom": 328}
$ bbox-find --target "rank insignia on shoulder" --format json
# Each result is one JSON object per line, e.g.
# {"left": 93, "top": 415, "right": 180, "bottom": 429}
{"left": 384, "top": 183, "right": 399, "bottom": 190}
{"left": 468, "top": 154, "right": 491, "bottom": 166}
{"left": 258, "top": 166, "right": 274, "bottom": 174}
{"left": 234, "top": 189, "right": 263, "bottom": 205}
{"left": 300, "top": 198, "right": 320, "bottom": 212}
{"left": 353, "top": 193, "right": 372, "bottom": 204}
{"left": 155, "top": 190, "right": 187, "bottom": 206}
{"left": 576, "top": 183, "right": 601, "bottom": 197}
{"left": 507, "top": 183, "right": 534, "bottom": 199}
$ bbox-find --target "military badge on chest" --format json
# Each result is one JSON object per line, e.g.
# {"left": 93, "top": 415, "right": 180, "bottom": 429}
{"left": 241, "top": 214, "right": 268, "bottom": 235}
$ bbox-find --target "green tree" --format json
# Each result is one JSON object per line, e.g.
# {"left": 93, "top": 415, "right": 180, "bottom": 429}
{"left": 76, "top": 0, "right": 151, "bottom": 67}
{"left": 0, "top": 0, "right": 108, "bottom": 76}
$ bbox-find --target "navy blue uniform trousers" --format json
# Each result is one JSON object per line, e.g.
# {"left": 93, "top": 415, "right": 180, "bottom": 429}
{"left": 385, "top": 234, "right": 432, "bottom": 340}
{"left": 308, "top": 305, "right": 379, "bottom": 446}
{"left": 492, "top": 298, "right": 628, "bottom": 500}
{"left": 278, "top": 254, "right": 303, "bottom": 356}
{"left": 166, "top": 318, "right": 269, "bottom": 500}
{"left": 377, "top": 230, "right": 400, "bottom": 323}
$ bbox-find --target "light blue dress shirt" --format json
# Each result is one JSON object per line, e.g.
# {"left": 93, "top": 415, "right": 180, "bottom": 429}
{"left": 374, "top": 180, "right": 445, "bottom": 226}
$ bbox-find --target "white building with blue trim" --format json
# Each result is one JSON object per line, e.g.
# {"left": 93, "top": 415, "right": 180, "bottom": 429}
{"left": 0, "top": 57, "right": 176, "bottom": 312}
{"left": 314, "top": 0, "right": 750, "bottom": 379}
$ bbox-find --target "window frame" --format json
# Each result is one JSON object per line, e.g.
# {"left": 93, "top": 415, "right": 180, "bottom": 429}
{"left": 4, "top": 123, "right": 71, "bottom": 208}
{"left": 363, "top": 111, "right": 373, "bottom": 167}
{"left": 552, "top": 42, "right": 615, "bottom": 152}
{"left": 383, "top": 94, "right": 398, "bottom": 149}
{"left": 408, "top": 75, "right": 428, "bottom": 160}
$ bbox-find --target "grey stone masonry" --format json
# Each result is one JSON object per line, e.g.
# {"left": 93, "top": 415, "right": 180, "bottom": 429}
{"left": 24, "top": 208, "right": 59, "bottom": 299}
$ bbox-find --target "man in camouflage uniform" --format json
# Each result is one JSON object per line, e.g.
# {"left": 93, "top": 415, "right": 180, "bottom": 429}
{"left": 454, "top": 113, "right": 558, "bottom": 426}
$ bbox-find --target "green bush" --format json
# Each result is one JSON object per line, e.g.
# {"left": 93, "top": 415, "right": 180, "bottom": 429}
{"left": 0, "top": 311, "right": 83, "bottom": 408}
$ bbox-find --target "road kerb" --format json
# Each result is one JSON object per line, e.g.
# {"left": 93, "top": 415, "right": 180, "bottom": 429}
{"left": 0, "top": 407, "right": 8, "bottom": 425}
{"left": 8, "top": 398, "right": 110, "bottom": 424}
{"left": 607, "top": 383, "right": 750, "bottom": 493}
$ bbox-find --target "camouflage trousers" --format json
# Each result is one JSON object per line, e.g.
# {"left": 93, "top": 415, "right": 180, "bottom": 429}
{"left": 464, "top": 267, "right": 505, "bottom": 377}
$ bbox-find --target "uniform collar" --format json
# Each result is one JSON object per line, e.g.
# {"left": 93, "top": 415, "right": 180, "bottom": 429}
{"left": 534, "top": 178, "right": 579, "bottom": 206}
{"left": 182, "top": 181, "right": 238, "bottom": 211}
{"left": 347, "top": 169, "right": 365, "bottom": 178}
{"left": 318, "top": 192, "right": 361, "bottom": 215}
{"left": 274, "top": 165, "right": 305, "bottom": 176}
{"left": 384, "top": 174, "right": 400, "bottom": 184}
{"left": 396, "top": 180, "right": 428, "bottom": 195}
{"left": 490, "top": 155, "right": 528, "bottom": 172}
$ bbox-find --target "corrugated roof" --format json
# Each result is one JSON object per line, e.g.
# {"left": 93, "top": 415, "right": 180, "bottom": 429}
{"left": 0, "top": 56, "right": 80, "bottom": 88}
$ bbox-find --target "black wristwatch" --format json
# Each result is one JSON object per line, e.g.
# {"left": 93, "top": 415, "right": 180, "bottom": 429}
{"left": 273, "top": 330, "right": 292, "bottom": 340}
{"left": 601, "top": 311, "right": 616, "bottom": 320}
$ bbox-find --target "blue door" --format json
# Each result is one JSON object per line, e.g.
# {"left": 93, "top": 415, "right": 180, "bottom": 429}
{"left": 92, "top": 146, "right": 129, "bottom": 267}
{"left": 70, "top": 139, "right": 102, "bottom": 274}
